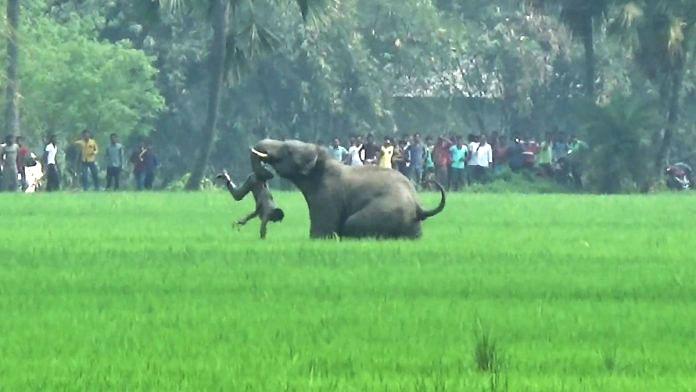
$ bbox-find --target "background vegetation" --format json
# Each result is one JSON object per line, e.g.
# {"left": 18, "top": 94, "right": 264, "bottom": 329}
{"left": 1, "top": 0, "right": 695, "bottom": 192}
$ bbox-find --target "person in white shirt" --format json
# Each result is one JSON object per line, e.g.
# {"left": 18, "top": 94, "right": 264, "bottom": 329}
{"left": 43, "top": 134, "right": 60, "bottom": 191}
{"left": 466, "top": 134, "right": 480, "bottom": 185}
{"left": 24, "top": 153, "right": 43, "bottom": 193}
{"left": 347, "top": 136, "right": 364, "bottom": 166}
{"left": 472, "top": 134, "right": 493, "bottom": 183}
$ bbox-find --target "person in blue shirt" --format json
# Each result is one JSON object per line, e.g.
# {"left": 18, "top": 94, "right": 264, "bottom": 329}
{"left": 449, "top": 136, "right": 468, "bottom": 191}
{"left": 408, "top": 133, "right": 426, "bottom": 188}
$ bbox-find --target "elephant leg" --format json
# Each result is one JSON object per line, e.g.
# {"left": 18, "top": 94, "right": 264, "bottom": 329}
{"left": 304, "top": 195, "right": 343, "bottom": 239}
{"left": 341, "top": 204, "right": 421, "bottom": 239}
{"left": 308, "top": 210, "right": 342, "bottom": 239}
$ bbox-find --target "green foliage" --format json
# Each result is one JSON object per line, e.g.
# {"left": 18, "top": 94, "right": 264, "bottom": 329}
{"left": 465, "top": 171, "right": 572, "bottom": 194}
{"left": 0, "top": 0, "right": 695, "bottom": 190}
{"left": 0, "top": 2, "right": 164, "bottom": 147}
{"left": 578, "top": 96, "right": 661, "bottom": 193}
{"left": 1, "top": 192, "right": 696, "bottom": 389}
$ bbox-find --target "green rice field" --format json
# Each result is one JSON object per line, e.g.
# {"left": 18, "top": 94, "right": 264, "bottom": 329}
{"left": 1, "top": 192, "right": 695, "bottom": 390}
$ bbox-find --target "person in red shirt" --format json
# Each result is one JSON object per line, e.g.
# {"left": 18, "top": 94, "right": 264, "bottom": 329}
{"left": 16, "top": 136, "right": 31, "bottom": 191}
{"left": 432, "top": 135, "right": 453, "bottom": 188}
{"left": 523, "top": 136, "right": 539, "bottom": 169}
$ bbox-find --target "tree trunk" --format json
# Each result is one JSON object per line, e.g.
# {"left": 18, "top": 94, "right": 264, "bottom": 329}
{"left": 5, "top": 0, "right": 20, "bottom": 136}
{"left": 655, "top": 68, "right": 684, "bottom": 171}
{"left": 582, "top": 16, "right": 595, "bottom": 100}
{"left": 185, "top": 0, "right": 229, "bottom": 190}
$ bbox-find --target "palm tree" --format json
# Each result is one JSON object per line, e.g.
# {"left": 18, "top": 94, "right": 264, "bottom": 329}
{"left": 613, "top": 0, "right": 696, "bottom": 169}
{"left": 158, "top": 0, "right": 318, "bottom": 190}
{"left": 527, "top": 0, "right": 609, "bottom": 100}
{"left": 5, "top": 0, "right": 20, "bottom": 136}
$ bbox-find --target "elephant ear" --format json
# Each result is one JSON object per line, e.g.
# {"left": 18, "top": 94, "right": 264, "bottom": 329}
{"left": 293, "top": 144, "right": 319, "bottom": 176}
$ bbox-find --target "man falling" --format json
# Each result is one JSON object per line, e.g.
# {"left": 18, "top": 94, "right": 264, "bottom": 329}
{"left": 217, "top": 159, "right": 284, "bottom": 239}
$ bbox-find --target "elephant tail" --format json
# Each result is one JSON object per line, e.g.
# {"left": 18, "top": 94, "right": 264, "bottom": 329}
{"left": 417, "top": 180, "right": 446, "bottom": 221}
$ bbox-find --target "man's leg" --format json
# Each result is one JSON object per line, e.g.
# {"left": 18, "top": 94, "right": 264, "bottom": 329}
{"left": 47, "top": 165, "right": 57, "bottom": 191}
{"left": 114, "top": 168, "right": 121, "bottom": 190}
{"left": 136, "top": 172, "right": 145, "bottom": 191}
{"left": 89, "top": 162, "right": 99, "bottom": 190}
{"left": 20, "top": 170, "right": 27, "bottom": 191}
{"left": 105, "top": 167, "right": 113, "bottom": 190}
{"left": 449, "top": 166, "right": 457, "bottom": 191}
{"left": 81, "top": 163, "right": 89, "bottom": 191}
{"left": 226, "top": 175, "right": 254, "bottom": 201}
{"left": 51, "top": 165, "right": 60, "bottom": 191}
{"left": 480, "top": 167, "right": 489, "bottom": 184}
{"left": 571, "top": 164, "right": 583, "bottom": 189}
{"left": 144, "top": 172, "right": 154, "bottom": 189}
{"left": 416, "top": 167, "right": 424, "bottom": 188}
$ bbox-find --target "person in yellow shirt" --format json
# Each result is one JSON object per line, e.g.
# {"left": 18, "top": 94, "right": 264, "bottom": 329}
{"left": 75, "top": 129, "right": 100, "bottom": 191}
{"left": 378, "top": 137, "right": 395, "bottom": 169}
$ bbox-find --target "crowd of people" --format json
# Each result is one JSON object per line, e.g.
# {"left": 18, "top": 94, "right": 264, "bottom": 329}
{"left": 324, "top": 131, "right": 589, "bottom": 190}
{"left": 7, "top": 128, "right": 692, "bottom": 194}
{"left": 0, "top": 130, "right": 159, "bottom": 193}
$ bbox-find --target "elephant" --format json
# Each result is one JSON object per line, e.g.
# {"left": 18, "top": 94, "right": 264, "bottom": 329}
{"left": 250, "top": 139, "right": 445, "bottom": 239}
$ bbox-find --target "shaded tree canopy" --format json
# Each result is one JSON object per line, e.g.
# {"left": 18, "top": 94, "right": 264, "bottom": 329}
{"left": 1, "top": 0, "right": 694, "bottom": 191}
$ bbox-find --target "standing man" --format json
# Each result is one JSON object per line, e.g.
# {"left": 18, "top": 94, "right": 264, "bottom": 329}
{"left": 328, "top": 137, "right": 349, "bottom": 163}
{"left": 347, "top": 136, "right": 364, "bottom": 167}
{"left": 105, "top": 133, "right": 125, "bottom": 190}
{"left": 472, "top": 134, "right": 493, "bottom": 183}
{"left": 448, "top": 136, "right": 468, "bottom": 191}
{"left": 432, "top": 136, "right": 452, "bottom": 188}
{"left": 16, "top": 136, "right": 30, "bottom": 191}
{"left": 568, "top": 134, "right": 589, "bottom": 189}
{"left": 75, "top": 129, "right": 99, "bottom": 191}
{"left": 0, "top": 135, "right": 19, "bottom": 191}
{"left": 378, "top": 137, "right": 395, "bottom": 169}
{"left": 142, "top": 142, "right": 159, "bottom": 190}
{"left": 423, "top": 136, "right": 436, "bottom": 188}
{"left": 130, "top": 142, "right": 146, "bottom": 190}
{"left": 552, "top": 132, "right": 569, "bottom": 163}
{"left": 394, "top": 138, "right": 410, "bottom": 176}
{"left": 409, "top": 134, "right": 426, "bottom": 187}
{"left": 360, "top": 133, "right": 380, "bottom": 165}
{"left": 538, "top": 132, "right": 554, "bottom": 177}
{"left": 467, "top": 134, "right": 480, "bottom": 185}
{"left": 43, "top": 134, "right": 60, "bottom": 192}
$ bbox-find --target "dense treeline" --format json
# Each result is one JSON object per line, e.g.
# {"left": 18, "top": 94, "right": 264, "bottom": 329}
{"left": 1, "top": 0, "right": 695, "bottom": 192}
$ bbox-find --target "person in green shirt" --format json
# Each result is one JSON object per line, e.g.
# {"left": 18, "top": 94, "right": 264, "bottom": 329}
{"left": 568, "top": 135, "right": 589, "bottom": 189}
{"left": 448, "top": 136, "right": 468, "bottom": 191}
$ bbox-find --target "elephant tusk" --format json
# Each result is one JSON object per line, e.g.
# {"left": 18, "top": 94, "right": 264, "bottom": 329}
{"left": 250, "top": 148, "right": 269, "bottom": 159}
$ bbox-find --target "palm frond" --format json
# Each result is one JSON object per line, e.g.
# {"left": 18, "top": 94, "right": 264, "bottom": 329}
{"left": 158, "top": 0, "right": 186, "bottom": 13}
{"left": 668, "top": 18, "right": 686, "bottom": 56}
{"left": 619, "top": 2, "right": 644, "bottom": 28}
